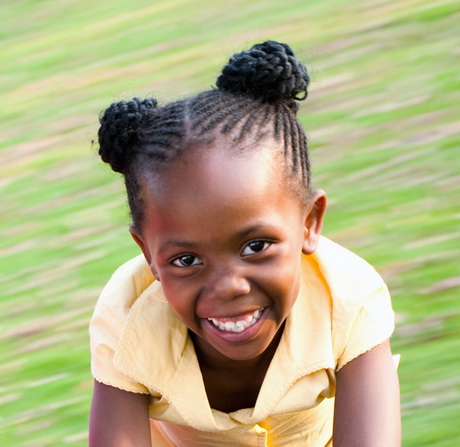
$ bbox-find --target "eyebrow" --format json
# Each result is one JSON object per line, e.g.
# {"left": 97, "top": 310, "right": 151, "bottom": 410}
{"left": 232, "top": 224, "right": 271, "bottom": 240}
{"left": 157, "top": 240, "right": 200, "bottom": 255}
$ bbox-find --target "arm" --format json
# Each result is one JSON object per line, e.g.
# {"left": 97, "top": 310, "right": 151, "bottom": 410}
{"left": 89, "top": 380, "right": 152, "bottom": 447}
{"left": 333, "top": 339, "right": 401, "bottom": 447}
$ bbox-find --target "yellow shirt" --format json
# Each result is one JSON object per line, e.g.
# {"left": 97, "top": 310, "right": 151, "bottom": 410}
{"left": 90, "top": 236, "right": 395, "bottom": 446}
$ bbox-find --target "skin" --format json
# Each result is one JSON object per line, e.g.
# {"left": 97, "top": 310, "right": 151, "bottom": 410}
{"left": 89, "top": 141, "right": 401, "bottom": 446}
{"left": 333, "top": 339, "right": 401, "bottom": 446}
{"left": 89, "top": 381, "right": 151, "bottom": 446}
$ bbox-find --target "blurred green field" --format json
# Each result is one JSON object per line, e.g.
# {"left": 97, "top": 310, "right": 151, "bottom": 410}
{"left": 1, "top": 0, "right": 459, "bottom": 445}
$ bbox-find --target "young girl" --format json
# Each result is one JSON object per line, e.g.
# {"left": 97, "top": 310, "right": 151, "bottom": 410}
{"left": 89, "top": 41, "right": 401, "bottom": 446}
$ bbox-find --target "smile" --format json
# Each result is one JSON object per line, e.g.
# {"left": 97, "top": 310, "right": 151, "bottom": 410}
{"left": 207, "top": 308, "right": 264, "bottom": 333}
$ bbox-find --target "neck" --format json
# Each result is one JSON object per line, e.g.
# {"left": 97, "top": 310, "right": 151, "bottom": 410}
{"left": 190, "top": 323, "right": 284, "bottom": 375}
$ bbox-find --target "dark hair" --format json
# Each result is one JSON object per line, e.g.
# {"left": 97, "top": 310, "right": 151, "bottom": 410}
{"left": 98, "top": 41, "right": 311, "bottom": 231}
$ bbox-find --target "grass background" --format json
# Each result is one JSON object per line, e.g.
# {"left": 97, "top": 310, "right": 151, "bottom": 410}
{"left": 1, "top": 0, "right": 459, "bottom": 445}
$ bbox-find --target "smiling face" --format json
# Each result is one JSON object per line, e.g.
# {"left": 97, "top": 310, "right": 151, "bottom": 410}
{"left": 131, "top": 141, "right": 326, "bottom": 365}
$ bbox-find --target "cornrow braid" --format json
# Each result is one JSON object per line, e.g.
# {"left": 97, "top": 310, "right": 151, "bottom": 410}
{"left": 191, "top": 92, "right": 252, "bottom": 136}
{"left": 139, "top": 101, "right": 188, "bottom": 161}
{"left": 98, "top": 41, "right": 312, "bottom": 231}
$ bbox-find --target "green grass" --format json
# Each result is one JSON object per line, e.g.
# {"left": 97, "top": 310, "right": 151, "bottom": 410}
{"left": 1, "top": 0, "right": 459, "bottom": 445}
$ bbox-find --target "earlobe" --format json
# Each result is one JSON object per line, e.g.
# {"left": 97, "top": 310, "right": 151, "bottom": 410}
{"left": 129, "top": 228, "right": 160, "bottom": 281}
{"left": 302, "top": 190, "right": 327, "bottom": 255}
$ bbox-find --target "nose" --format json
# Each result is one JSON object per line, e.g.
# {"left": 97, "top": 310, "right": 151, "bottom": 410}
{"left": 202, "top": 265, "right": 251, "bottom": 302}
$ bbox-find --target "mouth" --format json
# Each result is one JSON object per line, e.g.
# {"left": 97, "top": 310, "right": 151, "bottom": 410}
{"left": 207, "top": 308, "right": 264, "bottom": 333}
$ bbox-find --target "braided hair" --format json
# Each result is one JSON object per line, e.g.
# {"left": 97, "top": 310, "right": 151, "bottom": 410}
{"left": 98, "top": 41, "right": 312, "bottom": 231}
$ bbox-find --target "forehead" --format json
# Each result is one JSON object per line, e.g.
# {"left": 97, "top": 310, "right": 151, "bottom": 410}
{"left": 148, "top": 141, "right": 269, "bottom": 194}
{"left": 140, "top": 142, "right": 302, "bottom": 227}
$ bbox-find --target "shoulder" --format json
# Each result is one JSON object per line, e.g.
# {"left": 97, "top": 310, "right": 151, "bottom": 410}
{"left": 314, "top": 236, "right": 385, "bottom": 290}
{"left": 95, "top": 254, "right": 155, "bottom": 322}
{"left": 311, "top": 236, "right": 389, "bottom": 310}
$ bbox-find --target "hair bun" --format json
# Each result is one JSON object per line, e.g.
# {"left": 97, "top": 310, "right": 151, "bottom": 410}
{"left": 216, "top": 41, "right": 309, "bottom": 104}
{"left": 98, "top": 97, "right": 157, "bottom": 173}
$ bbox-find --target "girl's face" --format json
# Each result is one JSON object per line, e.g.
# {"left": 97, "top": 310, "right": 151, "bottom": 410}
{"left": 131, "top": 143, "right": 326, "bottom": 364}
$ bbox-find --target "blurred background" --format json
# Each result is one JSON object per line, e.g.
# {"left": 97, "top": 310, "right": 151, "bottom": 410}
{"left": 1, "top": 0, "right": 458, "bottom": 445}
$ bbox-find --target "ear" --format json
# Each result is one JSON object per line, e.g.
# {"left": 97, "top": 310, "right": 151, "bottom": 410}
{"left": 302, "top": 190, "right": 327, "bottom": 255}
{"left": 129, "top": 227, "right": 160, "bottom": 281}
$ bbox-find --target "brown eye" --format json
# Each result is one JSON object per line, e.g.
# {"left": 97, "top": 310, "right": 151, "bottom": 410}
{"left": 172, "top": 255, "right": 202, "bottom": 267}
{"left": 242, "top": 240, "right": 271, "bottom": 256}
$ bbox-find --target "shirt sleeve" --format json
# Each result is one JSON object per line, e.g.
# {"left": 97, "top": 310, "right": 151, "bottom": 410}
{"left": 89, "top": 301, "right": 149, "bottom": 393}
{"left": 335, "top": 279, "right": 395, "bottom": 371}
{"left": 89, "top": 257, "right": 152, "bottom": 394}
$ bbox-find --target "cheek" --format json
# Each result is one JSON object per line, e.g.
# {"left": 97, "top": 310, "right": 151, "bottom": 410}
{"left": 262, "top": 254, "right": 302, "bottom": 308}
{"left": 160, "top": 278, "right": 199, "bottom": 324}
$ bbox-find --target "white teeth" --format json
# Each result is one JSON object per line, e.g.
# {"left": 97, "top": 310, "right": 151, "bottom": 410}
{"left": 208, "top": 308, "right": 264, "bottom": 333}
